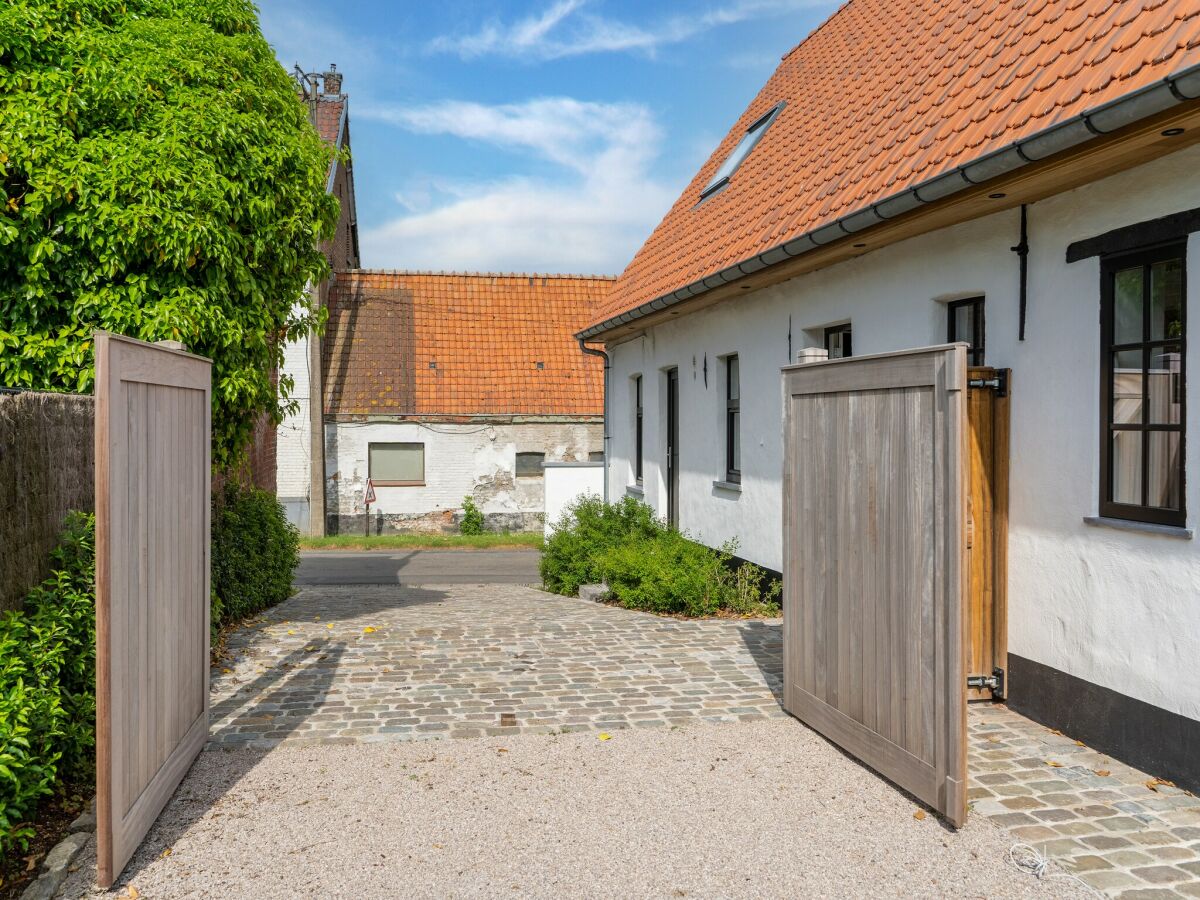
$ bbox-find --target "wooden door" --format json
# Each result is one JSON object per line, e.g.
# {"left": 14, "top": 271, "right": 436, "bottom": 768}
{"left": 966, "top": 368, "right": 1010, "bottom": 701}
{"left": 782, "top": 345, "right": 969, "bottom": 827}
{"left": 94, "top": 333, "right": 212, "bottom": 887}
{"left": 666, "top": 368, "right": 679, "bottom": 527}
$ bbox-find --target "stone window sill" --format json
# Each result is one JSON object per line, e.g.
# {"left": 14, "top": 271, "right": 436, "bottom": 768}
{"left": 1082, "top": 516, "right": 1193, "bottom": 540}
{"left": 712, "top": 480, "right": 742, "bottom": 494}
{"left": 625, "top": 484, "right": 644, "bottom": 498}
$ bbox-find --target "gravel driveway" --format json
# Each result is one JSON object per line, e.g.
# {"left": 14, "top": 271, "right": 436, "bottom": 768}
{"left": 59, "top": 719, "right": 1082, "bottom": 899}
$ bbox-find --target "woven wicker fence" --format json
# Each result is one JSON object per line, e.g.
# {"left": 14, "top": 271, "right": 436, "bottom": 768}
{"left": 0, "top": 391, "right": 95, "bottom": 612}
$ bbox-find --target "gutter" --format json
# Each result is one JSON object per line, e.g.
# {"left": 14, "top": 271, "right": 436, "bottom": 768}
{"left": 577, "top": 62, "right": 1200, "bottom": 341}
{"left": 577, "top": 338, "right": 611, "bottom": 501}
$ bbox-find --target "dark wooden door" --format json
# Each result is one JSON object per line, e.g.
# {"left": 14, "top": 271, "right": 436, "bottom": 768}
{"left": 666, "top": 368, "right": 679, "bottom": 527}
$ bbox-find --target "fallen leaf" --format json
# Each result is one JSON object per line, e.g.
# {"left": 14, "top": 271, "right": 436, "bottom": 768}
{"left": 363, "top": 626, "right": 377, "bottom": 634}
{"left": 432, "top": 843, "right": 443, "bottom": 850}
{"left": 598, "top": 733, "right": 612, "bottom": 741}
{"left": 127, "top": 888, "right": 140, "bottom": 899}
{"left": 913, "top": 809, "right": 927, "bottom": 820}
{"left": 160, "top": 847, "right": 173, "bottom": 858}
{"left": 1146, "top": 778, "right": 1176, "bottom": 792}
{"left": 327, "top": 624, "right": 334, "bottom": 630}
{"left": 1046, "top": 760, "right": 1063, "bottom": 767}
{"left": 304, "top": 646, "right": 316, "bottom": 652}
{"left": 220, "top": 668, "right": 232, "bottom": 675}
{"left": 1048, "top": 728, "right": 1063, "bottom": 735}
{"left": 496, "top": 748, "right": 509, "bottom": 754}
{"left": 1094, "top": 770, "right": 1111, "bottom": 777}
{"left": 1075, "top": 740, "right": 1085, "bottom": 746}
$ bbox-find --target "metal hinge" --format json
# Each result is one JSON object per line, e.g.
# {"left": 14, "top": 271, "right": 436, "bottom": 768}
{"left": 967, "top": 667, "right": 1005, "bottom": 696}
{"left": 967, "top": 370, "right": 1008, "bottom": 398}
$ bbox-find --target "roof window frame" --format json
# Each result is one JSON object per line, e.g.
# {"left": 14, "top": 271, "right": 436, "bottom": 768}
{"left": 699, "top": 101, "right": 786, "bottom": 202}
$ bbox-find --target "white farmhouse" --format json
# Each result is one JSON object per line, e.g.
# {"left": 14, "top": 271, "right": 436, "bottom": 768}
{"left": 578, "top": 1, "right": 1200, "bottom": 791}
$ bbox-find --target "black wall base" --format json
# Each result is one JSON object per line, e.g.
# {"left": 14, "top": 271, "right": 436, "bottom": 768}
{"left": 1007, "top": 654, "right": 1200, "bottom": 795}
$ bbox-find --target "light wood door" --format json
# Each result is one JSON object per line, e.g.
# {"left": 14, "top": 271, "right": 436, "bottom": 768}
{"left": 94, "top": 333, "right": 211, "bottom": 887}
{"left": 782, "top": 345, "right": 969, "bottom": 827}
{"left": 966, "top": 367, "right": 1010, "bottom": 701}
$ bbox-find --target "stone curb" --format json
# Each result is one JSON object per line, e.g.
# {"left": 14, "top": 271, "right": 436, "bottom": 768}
{"left": 20, "top": 798, "right": 96, "bottom": 900}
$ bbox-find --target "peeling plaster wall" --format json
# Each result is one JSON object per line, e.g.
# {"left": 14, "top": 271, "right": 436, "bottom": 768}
{"left": 325, "top": 420, "right": 602, "bottom": 533}
{"left": 605, "top": 143, "right": 1200, "bottom": 721}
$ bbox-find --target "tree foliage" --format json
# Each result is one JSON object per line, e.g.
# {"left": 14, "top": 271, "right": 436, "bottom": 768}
{"left": 0, "top": 0, "right": 339, "bottom": 466}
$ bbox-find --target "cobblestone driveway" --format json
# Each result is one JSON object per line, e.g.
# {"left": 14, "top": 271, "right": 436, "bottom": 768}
{"left": 211, "top": 584, "right": 785, "bottom": 746}
{"left": 209, "top": 583, "right": 1200, "bottom": 898}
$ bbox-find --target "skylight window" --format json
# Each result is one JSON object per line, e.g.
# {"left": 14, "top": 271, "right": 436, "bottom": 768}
{"left": 700, "top": 102, "right": 785, "bottom": 200}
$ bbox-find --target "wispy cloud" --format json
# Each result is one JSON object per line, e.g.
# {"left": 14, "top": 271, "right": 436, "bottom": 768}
{"left": 428, "top": 0, "right": 835, "bottom": 61}
{"left": 357, "top": 97, "right": 679, "bottom": 273}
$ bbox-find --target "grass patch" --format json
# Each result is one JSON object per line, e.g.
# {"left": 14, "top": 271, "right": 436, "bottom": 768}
{"left": 300, "top": 532, "right": 545, "bottom": 551}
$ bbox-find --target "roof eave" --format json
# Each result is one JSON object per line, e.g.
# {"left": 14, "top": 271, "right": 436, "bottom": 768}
{"left": 577, "top": 62, "right": 1200, "bottom": 342}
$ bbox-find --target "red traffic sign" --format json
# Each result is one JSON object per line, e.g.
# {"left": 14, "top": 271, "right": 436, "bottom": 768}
{"left": 364, "top": 479, "right": 376, "bottom": 505}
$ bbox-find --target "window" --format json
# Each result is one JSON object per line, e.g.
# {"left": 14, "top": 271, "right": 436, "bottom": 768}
{"left": 588, "top": 450, "right": 604, "bottom": 463}
{"left": 1100, "top": 245, "right": 1185, "bottom": 526}
{"left": 947, "top": 297, "right": 985, "bottom": 366}
{"left": 824, "top": 324, "right": 853, "bottom": 359}
{"left": 368, "top": 442, "right": 424, "bottom": 486}
{"left": 634, "top": 375, "right": 644, "bottom": 484}
{"left": 515, "top": 451, "right": 545, "bottom": 477}
{"left": 700, "top": 103, "right": 785, "bottom": 201}
{"left": 725, "top": 356, "right": 741, "bottom": 483}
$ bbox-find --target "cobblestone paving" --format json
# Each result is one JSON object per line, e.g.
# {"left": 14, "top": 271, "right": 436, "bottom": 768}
{"left": 210, "top": 583, "right": 1200, "bottom": 898}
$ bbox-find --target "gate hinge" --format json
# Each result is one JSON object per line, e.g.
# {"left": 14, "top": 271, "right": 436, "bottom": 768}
{"left": 967, "top": 667, "right": 1005, "bottom": 696}
{"left": 967, "top": 370, "right": 1008, "bottom": 398}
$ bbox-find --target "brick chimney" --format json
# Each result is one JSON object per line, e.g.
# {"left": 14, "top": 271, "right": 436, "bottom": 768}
{"left": 321, "top": 64, "right": 342, "bottom": 95}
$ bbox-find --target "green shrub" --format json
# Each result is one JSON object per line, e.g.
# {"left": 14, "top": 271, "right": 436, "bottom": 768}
{"left": 540, "top": 495, "right": 665, "bottom": 595}
{"left": 211, "top": 482, "right": 299, "bottom": 626}
{"left": 0, "top": 512, "right": 95, "bottom": 857}
{"left": 460, "top": 495, "right": 484, "bottom": 536}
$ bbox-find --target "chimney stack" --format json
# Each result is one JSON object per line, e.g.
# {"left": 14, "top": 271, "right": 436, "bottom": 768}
{"left": 322, "top": 64, "right": 342, "bottom": 95}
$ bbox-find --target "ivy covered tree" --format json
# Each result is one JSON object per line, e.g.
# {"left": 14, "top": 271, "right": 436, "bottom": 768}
{"left": 0, "top": 0, "right": 339, "bottom": 467}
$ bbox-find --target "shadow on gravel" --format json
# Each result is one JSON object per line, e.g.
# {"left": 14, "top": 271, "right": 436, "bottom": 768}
{"left": 738, "top": 619, "right": 784, "bottom": 704}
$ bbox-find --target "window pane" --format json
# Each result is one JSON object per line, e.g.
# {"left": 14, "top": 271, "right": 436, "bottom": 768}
{"left": 1113, "top": 266, "right": 1143, "bottom": 343}
{"left": 1110, "top": 431, "right": 1142, "bottom": 506}
{"left": 1150, "top": 258, "right": 1183, "bottom": 341}
{"left": 1147, "top": 431, "right": 1182, "bottom": 510}
{"left": 369, "top": 443, "right": 423, "bottom": 482}
{"left": 1148, "top": 343, "right": 1182, "bottom": 425}
{"left": 731, "top": 411, "right": 741, "bottom": 472}
{"left": 826, "top": 327, "right": 851, "bottom": 359}
{"left": 728, "top": 356, "right": 740, "bottom": 401}
{"left": 515, "top": 452, "right": 544, "bottom": 476}
{"left": 1110, "top": 349, "right": 1143, "bottom": 425}
{"left": 952, "top": 304, "right": 974, "bottom": 346}
{"left": 588, "top": 451, "right": 604, "bottom": 462}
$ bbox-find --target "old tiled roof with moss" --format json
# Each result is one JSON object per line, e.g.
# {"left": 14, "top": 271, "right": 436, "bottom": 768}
{"left": 323, "top": 271, "right": 613, "bottom": 418}
{"left": 586, "top": 0, "right": 1200, "bottom": 333}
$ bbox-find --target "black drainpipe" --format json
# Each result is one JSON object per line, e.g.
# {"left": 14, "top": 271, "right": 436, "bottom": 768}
{"left": 1013, "top": 204, "right": 1029, "bottom": 341}
{"left": 578, "top": 338, "right": 610, "bottom": 501}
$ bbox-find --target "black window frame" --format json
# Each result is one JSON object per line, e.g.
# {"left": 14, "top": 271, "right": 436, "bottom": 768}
{"left": 725, "top": 355, "right": 741, "bottom": 484}
{"left": 699, "top": 102, "right": 786, "bottom": 202}
{"left": 947, "top": 297, "right": 985, "bottom": 366}
{"left": 634, "top": 374, "right": 644, "bottom": 484}
{"left": 1099, "top": 242, "right": 1186, "bottom": 527}
{"left": 824, "top": 323, "right": 852, "bottom": 359}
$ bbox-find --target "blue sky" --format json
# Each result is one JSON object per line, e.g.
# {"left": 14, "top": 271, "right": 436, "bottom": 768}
{"left": 257, "top": 0, "right": 840, "bottom": 275}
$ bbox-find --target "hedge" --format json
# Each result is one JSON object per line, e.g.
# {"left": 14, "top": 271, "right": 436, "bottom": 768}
{"left": 211, "top": 481, "right": 300, "bottom": 629}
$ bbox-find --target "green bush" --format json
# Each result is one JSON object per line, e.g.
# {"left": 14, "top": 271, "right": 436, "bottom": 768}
{"left": 0, "top": 512, "right": 95, "bottom": 857}
{"left": 211, "top": 482, "right": 299, "bottom": 627}
{"left": 460, "top": 495, "right": 484, "bottom": 536}
{"left": 540, "top": 497, "right": 781, "bottom": 617}
{"left": 540, "top": 495, "right": 664, "bottom": 595}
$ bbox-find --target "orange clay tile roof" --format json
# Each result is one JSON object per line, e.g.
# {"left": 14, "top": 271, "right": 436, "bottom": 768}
{"left": 323, "top": 271, "right": 614, "bottom": 417}
{"left": 587, "top": 0, "right": 1200, "bottom": 331}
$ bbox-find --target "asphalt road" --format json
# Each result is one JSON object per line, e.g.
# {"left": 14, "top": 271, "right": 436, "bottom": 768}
{"left": 295, "top": 549, "right": 543, "bottom": 585}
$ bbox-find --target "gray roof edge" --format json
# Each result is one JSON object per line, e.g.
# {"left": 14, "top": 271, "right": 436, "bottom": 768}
{"left": 575, "top": 65, "right": 1200, "bottom": 342}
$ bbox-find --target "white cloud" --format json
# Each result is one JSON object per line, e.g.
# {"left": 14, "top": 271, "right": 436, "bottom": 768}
{"left": 428, "top": 0, "right": 836, "bottom": 61}
{"left": 358, "top": 97, "right": 679, "bottom": 274}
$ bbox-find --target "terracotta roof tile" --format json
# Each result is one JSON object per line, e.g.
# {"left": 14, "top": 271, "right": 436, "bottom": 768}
{"left": 323, "top": 271, "right": 613, "bottom": 418}
{"left": 588, "top": 0, "right": 1200, "bottom": 330}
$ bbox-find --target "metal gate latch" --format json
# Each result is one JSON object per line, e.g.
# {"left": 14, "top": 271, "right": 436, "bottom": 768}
{"left": 966, "top": 667, "right": 1005, "bottom": 695}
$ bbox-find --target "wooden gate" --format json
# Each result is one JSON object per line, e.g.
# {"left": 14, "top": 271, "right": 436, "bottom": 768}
{"left": 782, "top": 344, "right": 968, "bottom": 826}
{"left": 94, "top": 333, "right": 212, "bottom": 887}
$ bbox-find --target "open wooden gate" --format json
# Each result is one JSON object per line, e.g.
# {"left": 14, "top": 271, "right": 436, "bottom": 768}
{"left": 782, "top": 344, "right": 968, "bottom": 826}
{"left": 94, "top": 333, "right": 212, "bottom": 887}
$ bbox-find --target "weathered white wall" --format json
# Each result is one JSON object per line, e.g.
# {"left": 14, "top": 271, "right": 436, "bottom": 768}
{"left": 326, "top": 420, "right": 602, "bottom": 532}
{"left": 544, "top": 463, "right": 605, "bottom": 538}
{"left": 276, "top": 321, "right": 312, "bottom": 529}
{"left": 605, "top": 143, "right": 1200, "bottom": 720}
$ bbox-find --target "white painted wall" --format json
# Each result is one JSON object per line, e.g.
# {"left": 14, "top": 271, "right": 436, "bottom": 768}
{"left": 544, "top": 463, "right": 605, "bottom": 538}
{"left": 605, "top": 143, "right": 1200, "bottom": 720}
{"left": 276, "top": 321, "right": 312, "bottom": 528}
{"left": 326, "top": 420, "right": 601, "bottom": 530}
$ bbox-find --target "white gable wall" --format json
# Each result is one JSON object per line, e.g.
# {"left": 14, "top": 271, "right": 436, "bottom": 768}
{"left": 605, "top": 142, "right": 1200, "bottom": 720}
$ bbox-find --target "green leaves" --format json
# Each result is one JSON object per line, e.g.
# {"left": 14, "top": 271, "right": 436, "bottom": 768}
{"left": 0, "top": 0, "right": 338, "bottom": 467}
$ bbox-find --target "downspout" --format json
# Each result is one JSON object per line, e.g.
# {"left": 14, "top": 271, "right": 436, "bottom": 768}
{"left": 578, "top": 338, "right": 610, "bottom": 501}
{"left": 1012, "top": 204, "right": 1030, "bottom": 341}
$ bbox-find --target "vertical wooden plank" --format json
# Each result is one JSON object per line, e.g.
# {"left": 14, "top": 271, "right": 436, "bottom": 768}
{"left": 992, "top": 370, "right": 1011, "bottom": 698}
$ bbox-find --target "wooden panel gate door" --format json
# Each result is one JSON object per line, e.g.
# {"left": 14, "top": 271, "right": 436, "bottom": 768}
{"left": 782, "top": 344, "right": 969, "bottom": 826}
{"left": 94, "top": 333, "right": 212, "bottom": 887}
